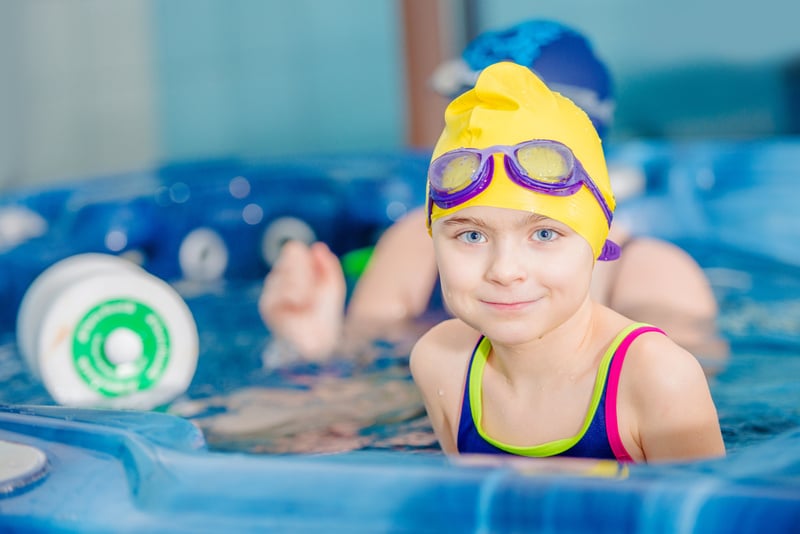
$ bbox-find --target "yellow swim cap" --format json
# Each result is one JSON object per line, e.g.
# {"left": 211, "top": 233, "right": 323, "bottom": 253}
{"left": 427, "top": 61, "right": 616, "bottom": 260}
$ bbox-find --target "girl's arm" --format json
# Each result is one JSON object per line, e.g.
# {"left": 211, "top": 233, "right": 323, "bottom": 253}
{"left": 410, "top": 320, "right": 475, "bottom": 454}
{"left": 347, "top": 207, "right": 438, "bottom": 325}
{"left": 618, "top": 332, "right": 726, "bottom": 463}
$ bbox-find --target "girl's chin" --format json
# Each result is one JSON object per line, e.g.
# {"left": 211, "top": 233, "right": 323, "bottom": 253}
{"left": 477, "top": 323, "right": 547, "bottom": 347}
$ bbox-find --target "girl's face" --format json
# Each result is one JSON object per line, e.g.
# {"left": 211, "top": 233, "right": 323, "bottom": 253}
{"left": 432, "top": 205, "right": 595, "bottom": 346}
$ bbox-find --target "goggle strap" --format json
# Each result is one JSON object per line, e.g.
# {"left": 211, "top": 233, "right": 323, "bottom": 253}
{"left": 577, "top": 168, "right": 614, "bottom": 226}
{"left": 597, "top": 239, "right": 621, "bottom": 262}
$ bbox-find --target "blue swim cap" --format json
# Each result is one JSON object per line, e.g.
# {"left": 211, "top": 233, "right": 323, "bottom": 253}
{"left": 431, "top": 20, "right": 614, "bottom": 139}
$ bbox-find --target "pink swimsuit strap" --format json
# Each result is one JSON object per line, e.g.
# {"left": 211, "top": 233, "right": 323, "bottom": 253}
{"left": 605, "top": 325, "right": 666, "bottom": 462}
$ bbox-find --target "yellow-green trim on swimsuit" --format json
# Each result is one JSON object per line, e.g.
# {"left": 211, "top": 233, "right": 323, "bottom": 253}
{"left": 468, "top": 322, "right": 649, "bottom": 457}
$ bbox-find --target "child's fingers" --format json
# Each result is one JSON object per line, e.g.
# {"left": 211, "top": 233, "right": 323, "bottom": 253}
{"left": 264, "top": 241, "right": 317, "bottom": 308}
{"left": 309, "top": 242, "right": 347, "bottom": 317}
{"left": 310, "top": 242, "right": 346, "bottom": 288}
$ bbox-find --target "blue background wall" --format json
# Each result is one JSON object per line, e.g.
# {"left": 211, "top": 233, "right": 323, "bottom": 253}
{"left": 1, "top": 0, "right": 799, "bottom": 189}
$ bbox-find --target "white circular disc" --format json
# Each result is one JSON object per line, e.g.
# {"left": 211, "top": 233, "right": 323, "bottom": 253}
{"left": 36, "top": 271, "right": 199, "bottom": 409}
{"left": 103, "top": 327, "right": 145, "bottom": 366}
{"left": 178, "top": 227, "right": 229, "bottom": 282}
{"left": 260, "top": 216, "right": 316, "bottom": 267}
{"left": 0, "top": 440, "right": 48, "bottom": 493}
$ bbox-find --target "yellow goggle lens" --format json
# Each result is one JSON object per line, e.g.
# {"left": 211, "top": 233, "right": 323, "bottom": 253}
{"left": 439, "top": 153, "right": 480, "bottom": 193}
{"left": 516, "top": 145, "right": 570, "bottom": 183}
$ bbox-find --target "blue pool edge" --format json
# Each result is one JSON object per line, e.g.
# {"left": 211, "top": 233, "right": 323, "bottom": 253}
{"left": 0, "top": 404, "right": 798, "bottom": 533}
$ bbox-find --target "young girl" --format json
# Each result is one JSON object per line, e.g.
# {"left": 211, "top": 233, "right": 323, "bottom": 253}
{"left": 409, "top": 61, "right": 725, "bottom": 463}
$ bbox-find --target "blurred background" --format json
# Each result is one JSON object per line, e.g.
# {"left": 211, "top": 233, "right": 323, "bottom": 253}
{"left": 1, "top": 0, "right": 799, "bottom": 190}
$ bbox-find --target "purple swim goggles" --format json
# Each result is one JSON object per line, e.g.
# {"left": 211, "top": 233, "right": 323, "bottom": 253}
{"left": 428, "top": 139, "right": 613, "bottom": 225}
{"left": 427, "top": 139, "right": 620, "bottom": 261}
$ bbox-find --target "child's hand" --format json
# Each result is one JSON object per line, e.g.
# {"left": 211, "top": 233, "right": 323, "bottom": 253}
{"left": 259, "top": 240, "right": 346, "bottom": 361}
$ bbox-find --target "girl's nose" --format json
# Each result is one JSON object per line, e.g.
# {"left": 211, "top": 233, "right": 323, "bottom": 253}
{"left": 485, "top": 241, "right": 527, "bottom": 286}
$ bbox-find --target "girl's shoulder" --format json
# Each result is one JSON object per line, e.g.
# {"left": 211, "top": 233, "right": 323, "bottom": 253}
{"left": 410, "top": 319, "right": 479, "bottom": 377}
{"left": 617, "top": 322, "right": 708, "bottom": 404}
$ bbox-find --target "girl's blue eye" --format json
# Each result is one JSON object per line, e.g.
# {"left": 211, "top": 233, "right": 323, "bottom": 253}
{"left": 459, "top": 230, "right": 485, "bottom": 244}
{"left": 533, "top": 228, "right": 557, "bottom": 241}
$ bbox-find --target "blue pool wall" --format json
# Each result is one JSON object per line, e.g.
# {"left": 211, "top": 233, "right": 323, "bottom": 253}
{"left": 608, "top": 138, "right": 800, "bottom": 266}
{"left": 0, "top": 151, "right": 431, "bottom": 333}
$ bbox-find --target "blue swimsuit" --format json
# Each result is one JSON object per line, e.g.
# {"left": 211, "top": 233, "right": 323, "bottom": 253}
{"left": 456, "top": 323, "right": 664, "bottom": 461}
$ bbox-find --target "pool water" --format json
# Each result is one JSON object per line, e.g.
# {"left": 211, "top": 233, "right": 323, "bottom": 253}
{"left": 1, "top": 242, "right": 795, "bottom": 457}
{"left": 699, "top": 244, "right": 800, "bottom": 453}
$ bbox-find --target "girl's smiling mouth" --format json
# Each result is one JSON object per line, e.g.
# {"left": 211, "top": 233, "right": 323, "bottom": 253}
{"left": 479, "top": 298, "right": 541, "bottom": 311}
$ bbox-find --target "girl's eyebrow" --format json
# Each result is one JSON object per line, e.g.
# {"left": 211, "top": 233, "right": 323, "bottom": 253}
{"left": 442, "top": 213, "right": 553, "bottom": 228}
{"left": 440, "top": 216, "right": 487, "bottom": 227}
{"left": 524, "top": 213, "right": 553, "bottom": 224}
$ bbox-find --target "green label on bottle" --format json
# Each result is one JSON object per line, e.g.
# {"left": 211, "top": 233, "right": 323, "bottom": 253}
{"left": 72, "top": 298, "right": 170, "bottom": 397}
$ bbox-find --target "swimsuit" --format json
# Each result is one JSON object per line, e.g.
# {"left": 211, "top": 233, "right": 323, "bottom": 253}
{"left": 456, "top": 323, "right": 665, "bottom": 461}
